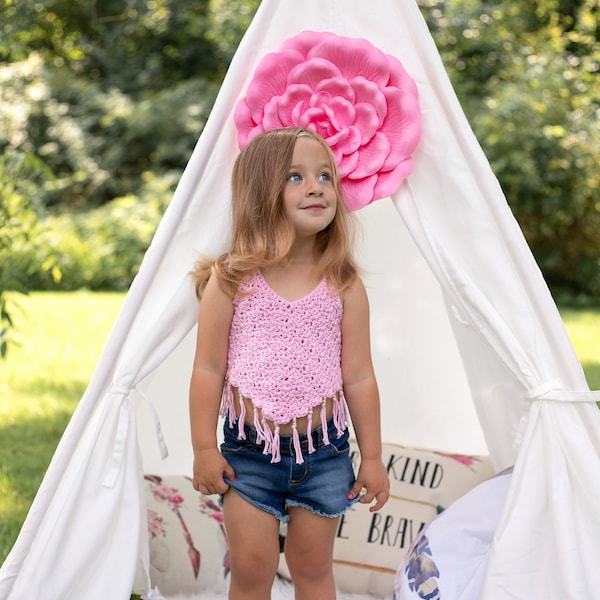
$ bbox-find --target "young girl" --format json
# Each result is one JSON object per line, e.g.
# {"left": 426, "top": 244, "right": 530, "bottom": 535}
{"left": 189, "top": 127, "right": 389, "bottom": 600}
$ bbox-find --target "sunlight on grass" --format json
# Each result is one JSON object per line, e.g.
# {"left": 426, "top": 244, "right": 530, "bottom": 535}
{"left": 0, "top": 291, "right": 124, "bottom": 562}
{"left": 560, "top": 308, "right": 600, "bottom": 390}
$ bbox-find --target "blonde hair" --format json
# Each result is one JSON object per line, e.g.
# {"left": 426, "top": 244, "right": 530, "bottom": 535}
{"left": 193, "top": 127, "right": 358, "bottom": 298}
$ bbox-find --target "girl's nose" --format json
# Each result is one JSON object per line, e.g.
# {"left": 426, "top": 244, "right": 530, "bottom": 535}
{"left": 307, "top": 178, "right": 324, "bottom": 195}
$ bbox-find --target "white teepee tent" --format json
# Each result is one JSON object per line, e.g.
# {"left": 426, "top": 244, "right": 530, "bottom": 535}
{"left": 2, "top": 1, "right": 600, "bottom": 599}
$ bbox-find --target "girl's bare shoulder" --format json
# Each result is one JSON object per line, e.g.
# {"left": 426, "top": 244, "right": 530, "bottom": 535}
{"left": 341, "top": 275, "right": 368, "bottom": 306}
{"left": 200, "top": 272, "right": 234, "bottom": 314}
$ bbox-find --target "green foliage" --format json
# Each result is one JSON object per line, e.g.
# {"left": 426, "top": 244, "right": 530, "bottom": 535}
{"left": 0, "top": 151, "right": 60, "bottom": 356}
{"left": 560, "top": 306, "right": 600, "bottom": 388}
{"left": 0, "top": 56, "right": 216, "bottom": 207}
{"left": 0, "top": 0, "right": 236, "bottom": 91}
{"left": 0, "top": 0, "right": 261, "bottom": 347}
{"left": 11, "top": 172, "right": 175, "bottom": 292}
{"left": 0, "top": 0, "right": 259, "bottom": 210}
{"left": 0, "top": 153, "right": 50, "bottom": 291}
{"left": 418, "top": 0, "right": 600, "bottom": 299}
{"left": 207, "top": 0, "right": 262, "bottom": 71}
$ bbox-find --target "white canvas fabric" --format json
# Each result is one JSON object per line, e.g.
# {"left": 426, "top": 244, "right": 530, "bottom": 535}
{"left": 2, "top": 1, "right": 600, "bottom": 599}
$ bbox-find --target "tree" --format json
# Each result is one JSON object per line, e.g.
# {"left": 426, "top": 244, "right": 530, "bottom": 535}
{"left": 0, "top": 0, "right": 260, "bottom": 209}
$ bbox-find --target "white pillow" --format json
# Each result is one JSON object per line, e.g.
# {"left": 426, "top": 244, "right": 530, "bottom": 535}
{"left": 394, "top": 469, "right": 511, "bottom": 600}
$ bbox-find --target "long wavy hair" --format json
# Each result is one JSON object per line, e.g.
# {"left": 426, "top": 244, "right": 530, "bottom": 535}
{"left": 193, "top": 127, "right": 359, "bottom": 298}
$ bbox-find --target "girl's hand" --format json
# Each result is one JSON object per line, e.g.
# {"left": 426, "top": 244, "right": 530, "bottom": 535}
{"left": 192, "top": 447, "right": 236, "bottom": 496}
{"left": 348, "top": 458, "right": 390, "bottom": 512}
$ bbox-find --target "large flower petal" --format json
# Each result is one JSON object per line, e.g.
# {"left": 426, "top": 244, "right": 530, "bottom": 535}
{"left": 351, "top": 76, "right": 388, "bottom": 121}
{"left": 386, "top": 53, "right": 419, "bottom": 95}
{"left": 311, "top": 93, "right": 356, "bottom": 129}
{"left": 379, "top": 88, "right": 421, "bottom": 170}
{"left": 353, "top": 102, "right": 381, "bottom": 143}
{"left": 288, "top": 58, "right": 342, "bottom": 88}
{"left": 244, "top": 50, "right": 304, "bottom": 115}
{"left": 342, "top": 174, "right": 378, "bottom": 211}
{"left": 372, "top": 158, "right": 415, "bottom": 200}
{"left": 280, "top": 30, "right": 332, "bottom": 58}
{"left": 330, "top": 126, "right": 362, "bottom": 156}
{"left": 315, "top": 77, "right": 355, "bottom": 103}
{"left": 234, "top": 99, "right": 255, "bottom": 146}
{"left": 336, "top": 144, "right": 360, "bottom": 177}
{"left": 309, "top": 37, "right": 391, "bottom": 87}
{"left": 263, "top": 95, "right": 289, "bottom": 130}
{"left": 276, "top": 84, "right": 313, "bottom": 124}
{"left": 351, "top": 132, "right": 390, "bottom": 179}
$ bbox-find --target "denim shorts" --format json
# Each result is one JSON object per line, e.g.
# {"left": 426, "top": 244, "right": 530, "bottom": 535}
{"left": 220, "top": 419, "right": 357, "bottom": 522}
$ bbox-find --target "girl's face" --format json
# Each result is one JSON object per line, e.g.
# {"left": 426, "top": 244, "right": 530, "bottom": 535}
{"left": 282, "top": 136, "right": 338, "bottom": 240}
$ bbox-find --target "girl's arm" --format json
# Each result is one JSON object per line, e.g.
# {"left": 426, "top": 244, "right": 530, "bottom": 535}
{"left": 341, "top": 277, "right": 390, "bottom": 512}
{"left": 189, "top": 272, "right": 236, "bottom": 495}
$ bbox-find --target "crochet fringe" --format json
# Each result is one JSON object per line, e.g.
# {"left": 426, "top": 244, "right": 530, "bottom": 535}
{"left": 220, "top": 385, "right": 349, "bottom": 465}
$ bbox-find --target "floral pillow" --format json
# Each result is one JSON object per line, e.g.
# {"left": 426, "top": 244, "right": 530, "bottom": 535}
{"left": 144, "top": 475, "right": 229, "bottom": 596}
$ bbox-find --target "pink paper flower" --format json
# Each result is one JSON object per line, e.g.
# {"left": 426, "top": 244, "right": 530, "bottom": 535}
{"left": 234, "top": 30, "right": 421, "bottom": 210}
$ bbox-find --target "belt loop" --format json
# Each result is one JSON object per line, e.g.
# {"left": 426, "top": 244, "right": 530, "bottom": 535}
{"left": 315, "top": 422, "right": 324, "bottom": 448}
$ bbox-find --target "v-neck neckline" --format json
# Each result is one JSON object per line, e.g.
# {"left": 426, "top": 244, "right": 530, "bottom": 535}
{"left": 257, "top": 270, "right": 325, "bottom": 304}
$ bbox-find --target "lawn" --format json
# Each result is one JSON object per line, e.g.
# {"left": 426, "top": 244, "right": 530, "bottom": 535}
{"left": 0, "top": 292, "right": 598, "bottom": 566}
{"left": 0, "top": 291, "right": 124, "bottom": 563}
{"left": 559, "top": 307, "right": 600, "bottom": 387}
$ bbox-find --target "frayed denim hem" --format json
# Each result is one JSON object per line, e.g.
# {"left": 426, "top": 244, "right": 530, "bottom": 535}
{"left": 221, "top": 487, "right": 290, "bottom": 522}
{"left": 285, "top": 492, "right": 360, "bottom": 519}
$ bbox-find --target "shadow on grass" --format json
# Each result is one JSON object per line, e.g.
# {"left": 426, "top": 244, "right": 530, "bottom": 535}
{"left": 0, "top": 408, "right": 74, "bottom": 563}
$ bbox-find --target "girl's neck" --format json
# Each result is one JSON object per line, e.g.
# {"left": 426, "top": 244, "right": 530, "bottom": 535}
{"left": 260, "top": 260, "right": 322, "bottom": 301}
{"left": 286, "top": 237, "right": 318, "bottom": 265}
{"left": 261, "top": 240, "right": 322, "bottom": 301}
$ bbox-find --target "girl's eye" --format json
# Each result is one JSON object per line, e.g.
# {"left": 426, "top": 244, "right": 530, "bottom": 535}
{"left": 287, "top": 172, "right": 302, "bottom": 182}
{"left": 318, "top": 172, "right": 332, "bottom": 182}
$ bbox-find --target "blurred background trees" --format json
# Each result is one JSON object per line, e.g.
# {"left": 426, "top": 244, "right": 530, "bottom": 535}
{"left": 1, "top": 0, "right": 598, "bottom": 304}
{"left": 420, "top": 0, "right": 600, "bottom": 300}
{"left": 0, "top": 0, "right": 259, "bottom": 305}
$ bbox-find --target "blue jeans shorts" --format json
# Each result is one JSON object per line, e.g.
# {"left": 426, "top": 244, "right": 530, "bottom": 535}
{"left": 220, "top": 418, "right": 357, "bottom": 522}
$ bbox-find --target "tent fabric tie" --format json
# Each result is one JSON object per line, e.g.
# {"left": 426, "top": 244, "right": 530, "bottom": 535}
{"left": 527, "top": 381, "right": 600, "bottom": 403}
{"left": 103, "top": 385, "right": 130, "bottom": 488}
{"left": 103, "top": 383, "right": 169, "bottom": 488}
{"left": 135, "top": 385, "right": 169, "bottom": 459}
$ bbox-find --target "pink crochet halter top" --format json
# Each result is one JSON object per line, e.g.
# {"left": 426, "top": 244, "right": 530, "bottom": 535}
{"left": 220, "top": 270, "right": 348, "bottom": 464}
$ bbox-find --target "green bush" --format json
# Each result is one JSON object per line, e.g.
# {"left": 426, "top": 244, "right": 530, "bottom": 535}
{"left": 12, "top": 172, "right": 175, "bottom": 292}
{"left": 0, "top": 56, "right": 215, "bottom": 209}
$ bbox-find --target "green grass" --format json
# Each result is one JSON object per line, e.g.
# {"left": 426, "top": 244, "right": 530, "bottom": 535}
{"left": 0, "top": 291, "right": 124, "bottom": 564}
{"left": 0, "top": 293, "right": 598, "bottom": 569}
{"left": 559, "top": 307, "right": 600, "bottom": 390}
